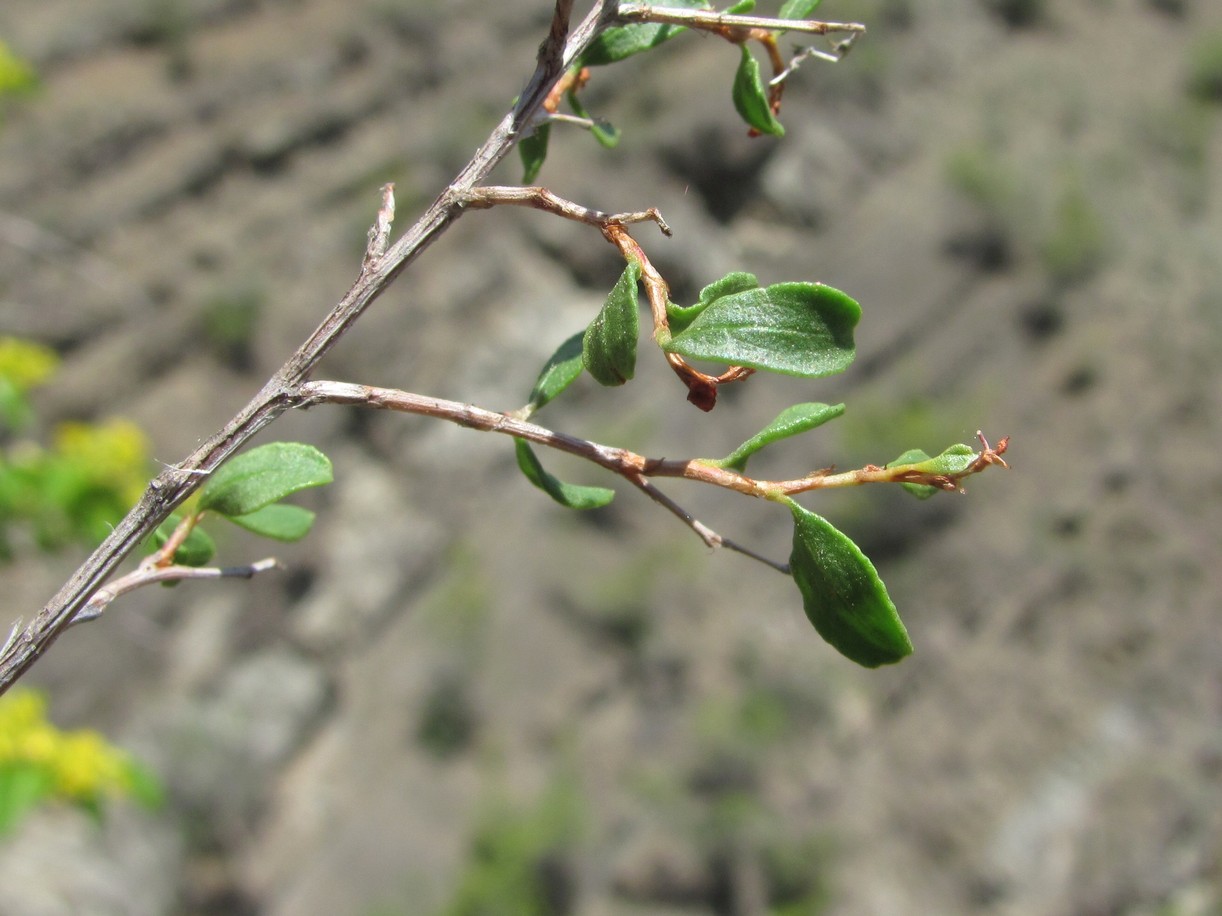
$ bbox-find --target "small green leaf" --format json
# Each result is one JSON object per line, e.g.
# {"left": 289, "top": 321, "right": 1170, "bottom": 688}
{"left": 664, "top": 282, "right": 859, "bottom": 378}
{"left": 150, "top": 514, "right": 216, "bottom": 567}
{"left": 519, "top": 122, "right": 550, "bottom": 183}
{"left": 583, "top": 260, "right": 640, "bottom": 386}
{"left": 787, "top": 500, "right": 912, "bottom": 667}
{"left": 714, "top": 402, "right": 845, "bottom": 471}
{"left": 579, "top": 0, "right": 710, "bottom": 67}
{"left": 566, "top": 92, "right": 621, "bottom": 149}
{"left": 515, "top": 439, "right": 615, "bottom": 510}
{"left": 780, "top": 0, "right": 822, "bottom": 20}
{"left": 199, "top": 442, "right": 333, "bottom": 519}
{"left": 889, "top": 443, "right": 978, "bottom": 499}
{"left": 725, "top": 0, "right": 756, "bottom": 11}
{"left": 527, "top": 331, "right": 585, "bottom": 414}
{"left": 732, "top": 46, "right": 785, "bottom": 137}
{"left": 225, "top": 503, "right": 316, "bottom": 542}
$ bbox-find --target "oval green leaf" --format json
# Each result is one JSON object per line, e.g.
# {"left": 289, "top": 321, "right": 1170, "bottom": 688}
{"left": 787, "top": 501, "right": 912, "bottom": 667}
{"left": 732, "top": 46, "right": 784, "bottom": 137}
{"left": 519, "top": 122, "right": 550, "bottom": 183}
{"left": 583, "top": 260, "right": 640, "bottom": 386}
{"left": 515, "top": 439, "right": 615, "bottom": 510}
{"left": 150, "top": 513, "right": 217, "bottom": 567}
{"left": 714, "top": 402, "right": 845, "bottom": 471}
{"left": 579, "top": 0, "right": 710, "bottom": 67}
{"left": 226, "top": 503, "right": 316, "bottom": 542}
{"left": 528, "top": 331, "right": 585, "bottom": 414}
{"left": 664, "top": 282, "right": 859, "bottom": 378}
{"left": 199, "top": 442, "right": 333, "bottom": 519}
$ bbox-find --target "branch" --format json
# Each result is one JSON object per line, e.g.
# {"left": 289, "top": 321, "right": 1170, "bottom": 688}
{"left": 289, "top": 380, "right": 1008, "bottom": 506}
{"left": 615, "top": 5, "right": 866, "bottom": 39}
{"left": 0, "top": 0, "right": 614, "bottom": 694}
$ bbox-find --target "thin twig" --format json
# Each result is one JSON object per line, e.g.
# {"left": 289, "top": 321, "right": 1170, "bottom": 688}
{"left": 68, "top": 558, "right": 281, "bottom": 628}
{"left": 291, "top": 380, "right": 1008, "bottom": 501}
{"left": 616, "top": 5, "right": 866, "bottom": 38}
{"left": 0, "top": 0, "right": 612, "bottom": 694}
{"left": 460, "top": 186, "right": 672, "bottom": 236}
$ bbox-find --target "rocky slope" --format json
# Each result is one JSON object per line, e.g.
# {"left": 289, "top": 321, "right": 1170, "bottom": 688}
{"left": 0, "top": 0, "right": 1220, "bottom": 913}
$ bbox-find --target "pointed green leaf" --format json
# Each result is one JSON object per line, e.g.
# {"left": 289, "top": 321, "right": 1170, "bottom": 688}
{"left": 780, "top": 0, "right": 822, "bottom": 20}
{"left": 714, "top": 402, "right": 844, "bottom": 471}
{"left": 150, "top": 514, "right": 216, "bottom": 567}
{"left": 889, "top": 443, "right": 978, "bottom": 499}
{"left": 664, "top": 282, "right": 859, "bottom": 377}
{"left": 732, "top": 46, "right": 785, "bottom": 137}
{"left": 519, "top": 122, "right": 550, "bottom": 183}
{"left": 787, "top": 501, "right": 912, "bottom": 667}
{"left": 583, "top": 260, "right": 640, "bottom": 386}
{"left": 199, "top": 442, "right": 333, "bottom": 519}
{"left": 579, "top": 0, "right": 710, "bottom": 67}
{"left": 566, "top": 92, "right": 621, "bottom": 149}
{"left": 527, "top": 331, "right": 585, "bottom": 414}
{"left": 725, "top": 0, "right": 756, "bottom": 11}
{"left": 515, "top": 439, "right": 615, "bottom": 510}
{"left": 226, "top": 503, "right": 317, "bottom": 542}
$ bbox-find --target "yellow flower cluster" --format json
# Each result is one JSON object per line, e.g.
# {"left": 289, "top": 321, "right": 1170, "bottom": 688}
{"left": 53, "top": 419, "right": 151, "bottom": 506}
{"left": 0, "top": 690, "right": 143, "bottom": 805}
{"left": 0, "top": 337, "right": 58, "bottom": 392}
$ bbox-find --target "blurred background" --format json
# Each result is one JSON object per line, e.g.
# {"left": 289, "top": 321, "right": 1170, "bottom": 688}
{"left": 0, "top": 0, "right": 1220, "bottom": 913}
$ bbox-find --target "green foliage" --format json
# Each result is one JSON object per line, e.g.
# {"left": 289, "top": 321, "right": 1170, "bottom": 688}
{"left": 578, "top": 0, "right": 710, "bottom": 68}
{"left": 785, "top": 499, "right": 913, "bottom": 667}
{"left": 582, "top": 259, "right": 641, "bottom": 386}
{"left": 515, "top": 439, "right": 615, "bottom": 510}
{"left": 150, "top": 513, "right": 217, "bottom": 566}
{"left": 0, "top": 690, "right": 162, "bottom": 836}
{"left": 1039, "top": 180, "right": 1107, "bottom": 285}
{"left": 519, "top": 122, "right": 550, "bottom": 184}
{"left": 1185, "top": 31, "right": 1222, "bottom": 103}
{"left": 525, "top": 331, "right": 585, "bottom": 414}
{"left": 0, "top": 40, "right": 37, "bottom": 123}
{"left": 199, "top": 442, "right": 332, "bottom": 522}
{"left": 733, "top": 45, "right": 785, "bottom": 137}
{"left": 711, "top": 402, "right": 845, "bottom": 472}
{"left": 663, "top": 280, "right": 860, "bottom": 378}
{"left": 435, "top": 782, "right": 583, "bottom": 916}
{"left": 780, "top": 0, "right": 822, "bottom": 18}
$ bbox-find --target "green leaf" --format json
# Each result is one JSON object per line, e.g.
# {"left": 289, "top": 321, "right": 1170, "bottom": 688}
{"left": 225, "top": 503, "right": 316, "bottom": 542}
{"left": 579, "top": 0, "right": 710, "bottom": 67}
{"left": 780, "top": 0, "right": 822, "bottom": 20}
{"left": 0, "top": 762, "right": 54, "bottom": 836}
{"left": 514, "top": 439, "right": 615, "bottom": 510}
{"left": 566, "top": 91, "right": 621, "bottom": 149}
{"left": 667, "top": 272, "right": 760, "bottom": 336}
{"left": 519, "top": 122, "right": 550, "bottom": 183}
{"left": 787, "top": 501, "right": 912, "bottom": 667}
{"left": 199, "top": 442, "right": 333, "bottom": 519}
{"left": 725, "top": 0, "right": 756, "bottom": 11}
{"left": 732, "top": 46, "right": 785, "bottom": 137}
{"left": 889, "top": 443, "right": 978, "bottom": 499}
{"left": 714, "top": 402, "right": 845, "bottom": 471}
{"left": 150, "top": 514, "right": 216, "bottom": 567}
{"left": 527, "top": 331, "right": 585, "bottom": 414}
{"left": 664, "top": 282, "right": 859, "bottom": 377}
{"left": 583, "top": 260, "right": 640, "bottom": 386}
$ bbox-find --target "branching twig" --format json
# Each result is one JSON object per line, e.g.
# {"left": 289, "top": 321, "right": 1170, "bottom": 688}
{"left": 0, "top": 0, "right": 612, "bottom": 694}
{"left": 289, "top": 379, "right": 1007, "bottom": 510}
